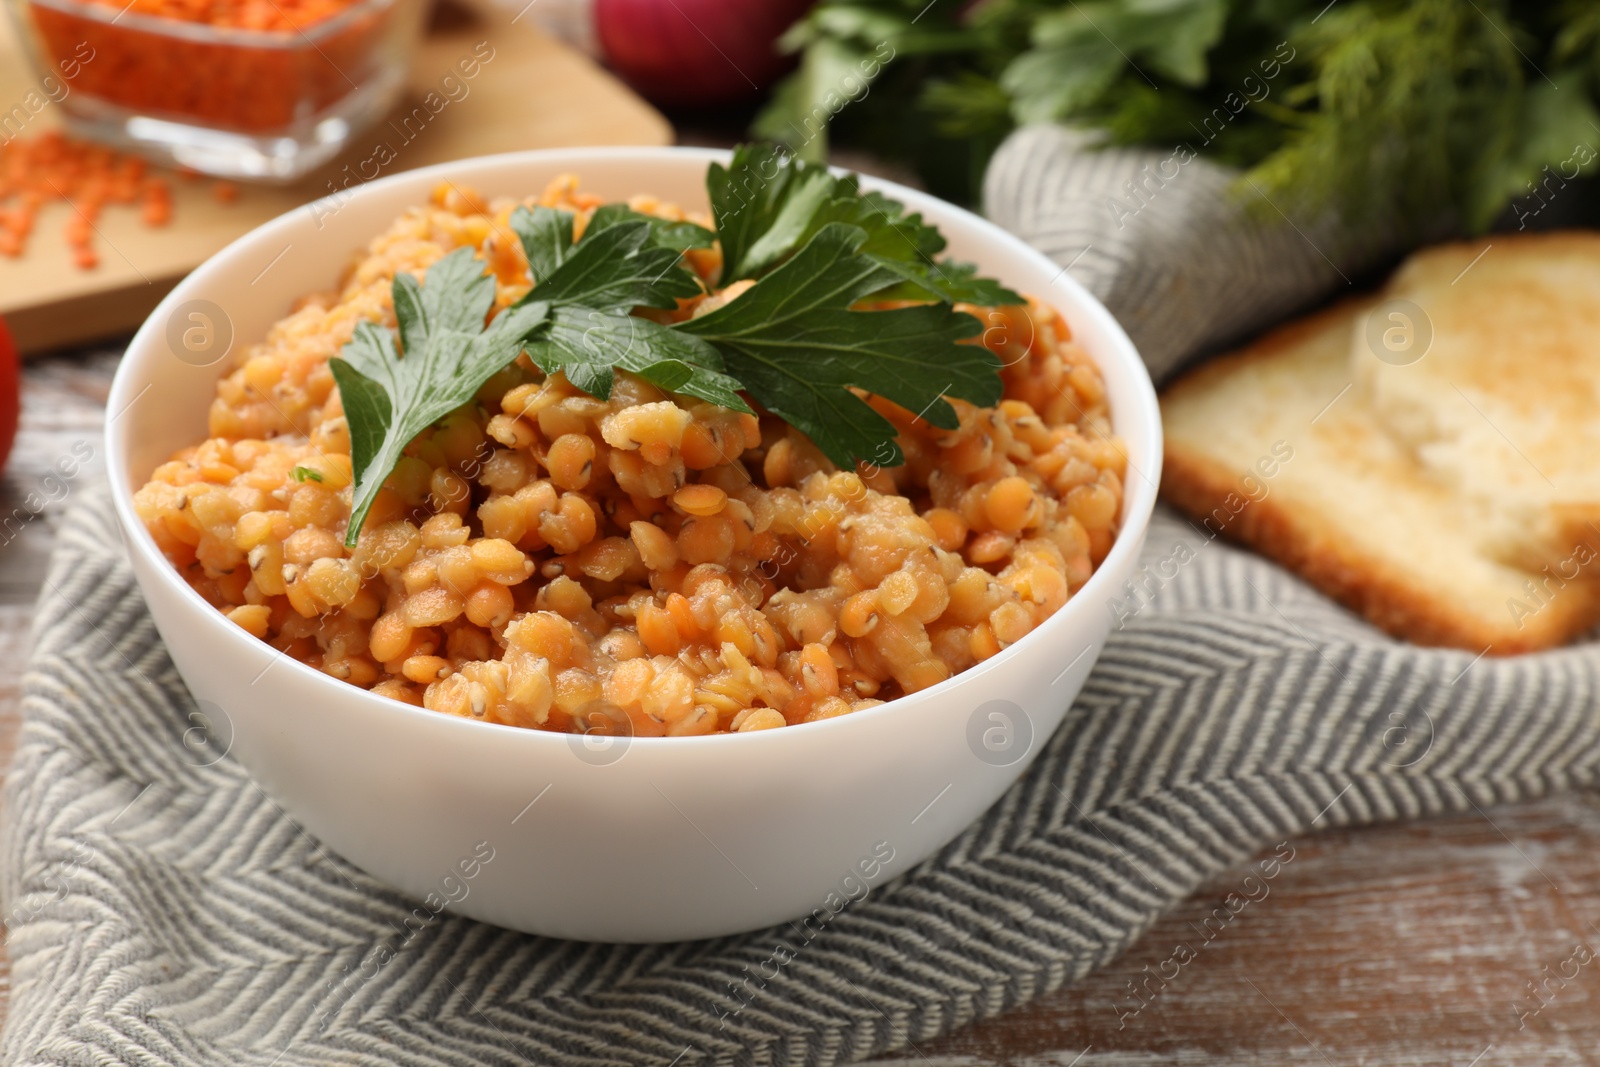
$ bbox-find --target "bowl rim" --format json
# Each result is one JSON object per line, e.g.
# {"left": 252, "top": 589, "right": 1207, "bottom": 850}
{"left": 106, "top": 144, "right": 1163, "bottom": 751}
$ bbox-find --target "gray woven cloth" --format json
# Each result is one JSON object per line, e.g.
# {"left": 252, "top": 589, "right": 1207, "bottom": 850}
{"left": 6, "top": 128, "right": 1597, "bottom": 1067}
{"left": 984, "top": 125, "right": 1394, "bottom": 379}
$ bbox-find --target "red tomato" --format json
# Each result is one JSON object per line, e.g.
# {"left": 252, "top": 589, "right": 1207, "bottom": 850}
{"left": 0, "top": 319, "right": 16, "bottom": 479}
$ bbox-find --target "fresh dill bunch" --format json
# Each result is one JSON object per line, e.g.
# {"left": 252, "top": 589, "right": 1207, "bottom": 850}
{"left": 1249, "top": 0, "right": 1553, "bottom": 231}
{"left": 756, "top": 0, "right": 1600, "bottom": 232}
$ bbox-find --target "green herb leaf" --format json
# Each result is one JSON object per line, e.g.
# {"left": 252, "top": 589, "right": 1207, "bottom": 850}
{"left": 1026, "top": 1, "right": 1227, "bottom": 90}
{"left": 710, "top": 145, "right": 1022, "bottom": 306}
{"left": 508, "top": 211, "right": 697, "bottom": 315}
{"left": 1001, "top": 38, "right": 1125, "bottom": 125}
{"left": 586, "top": 203, "right": 716, "bottom": 253}
{"left": 290, "top": 466, "right": 324, "bottom": 483}
{"left": 332, "top": 247, "right": 551, "bottom": 546}
{"left": 812, "top": 185, "right": 943, "bottom": 260}
{"left": 678, "top": 222, "right": 999, "bottom": 468}
{"left": 335, "top": 145, "right": 1017, "bottom": 516}
{"left": 708, "top": 143, "right": 842, "bottom": 280}
{"left": 525, "top": 306, "right": 751, "bottom": 412}
{"left": 868, "top": 258, "right": 1026, "bottom": 306}
{"left": 509, "top": 205, "right": 574, "bottom": 283}
{"left": 804, "top": 182, "right": 1025, "bottom": 305}
{"left": 517, "top": 215, "right": 702, "bottom": 313}
{"left": 736, "top": 170, "right": 841, "bottom": 278}
{"left": 758, "top": 0, "right": 1600, "bottom": 234}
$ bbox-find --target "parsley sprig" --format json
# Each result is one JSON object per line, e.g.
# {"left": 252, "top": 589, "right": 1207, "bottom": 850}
{"left": 329, "top": 248, "right": 550, "bottom": 546}
{"left": 332, "top": 144, "right": 1021, "bottom": 545}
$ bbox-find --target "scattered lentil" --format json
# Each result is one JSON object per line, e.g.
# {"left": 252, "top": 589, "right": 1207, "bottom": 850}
{"left": 0, "top": 130, "right": 237, "bottom": 268}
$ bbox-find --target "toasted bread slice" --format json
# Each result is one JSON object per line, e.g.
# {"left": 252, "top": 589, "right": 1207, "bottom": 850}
{"left": 1162, "top": 297, "right": 1600, "bottom": 654}
{"left": 1352, "top": 233, "right": 1600, "bottom": 570}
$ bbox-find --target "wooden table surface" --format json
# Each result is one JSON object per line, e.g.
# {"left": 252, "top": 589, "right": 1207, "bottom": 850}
{"left": 6, "top": 352, "right": 1600, "bottom": 1065}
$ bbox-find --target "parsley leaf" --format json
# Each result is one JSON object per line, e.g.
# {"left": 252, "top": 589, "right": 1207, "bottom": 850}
{"left": 512, "top": 212, "right": 701, "bottom": 312}
{"left": 290, "top": 466, "right": 324, "bottom": 483}
{"left": 678, "top": 222, "right": 1000, "bottom": 467}
{"left": 586, "top": 203, "right": 716, "bottom": 253}
{"left": 508, "top": 205, "right": 573, "bottom": 283}
{"left": 334, "top": 145, "right": 1019, "bottom": 538}
{"left": 869, "top": 257, "right": 1027, "bottom": 306}
{"left": 331, "top": 247, "right": 550, "bottom": 546}
{"left": 804, "top": 183, "right": 945, "bottom": 263}
{"left": 707, "top": 143, "right": 1023, "bottom": 306}
{"left": 708, "top": 143, "right": 841, "bottom": 280}
{"left": 503, "top": 203, "right": 741, "bottom": 408}
{"left": 805, "top": 181, "right": 1025, "bottom": 305}
{"left": 525, "top": 306, "right": 751, "bottom": 412}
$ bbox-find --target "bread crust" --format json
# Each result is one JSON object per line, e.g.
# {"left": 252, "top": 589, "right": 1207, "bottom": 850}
{"left": 1160, "top": 444, "right": 1600, "bottom": 654}
{"left": 1160, "top": 295, "right": 1600, "bottom": 655}
{"left": 1163, "top": 298, "right": 1369, "bottom": 402}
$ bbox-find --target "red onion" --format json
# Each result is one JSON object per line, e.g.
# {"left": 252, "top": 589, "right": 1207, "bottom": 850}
{"left": 596, "top": 0, "right": 815, "bottom": 109}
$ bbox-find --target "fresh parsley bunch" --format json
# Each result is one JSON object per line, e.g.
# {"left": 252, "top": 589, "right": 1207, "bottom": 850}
{"left": 757, "top": 0, "right": 1600, "bottom": 231}
{"left": 330, "top": 145, "right": 1020, "bottom": 546}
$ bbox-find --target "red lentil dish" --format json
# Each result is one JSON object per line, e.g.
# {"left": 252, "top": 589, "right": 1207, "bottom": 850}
{"left": 135, "top": 149, "right": 1125, "bottom": 736}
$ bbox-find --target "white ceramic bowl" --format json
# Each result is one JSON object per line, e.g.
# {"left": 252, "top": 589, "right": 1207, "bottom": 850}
{"left": 106, "top": 147, "right": 1160, "bottom": 942}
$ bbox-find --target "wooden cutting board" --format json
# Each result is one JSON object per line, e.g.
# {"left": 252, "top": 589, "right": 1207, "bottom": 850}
{"left": 0, "top": 0, "right": 672, "bottom": 353}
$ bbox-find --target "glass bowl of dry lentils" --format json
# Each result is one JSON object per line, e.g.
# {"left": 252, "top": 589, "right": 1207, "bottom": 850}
{"left": 107, "top": 147, "right": 1161, "bottom": 941}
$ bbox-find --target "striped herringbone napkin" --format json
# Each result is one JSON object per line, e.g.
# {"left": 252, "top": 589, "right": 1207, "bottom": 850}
{"left": 7, "top": 127, "right": 1598, "bottom": 1067}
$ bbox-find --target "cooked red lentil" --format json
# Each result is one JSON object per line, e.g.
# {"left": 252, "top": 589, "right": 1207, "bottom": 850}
{"left": 135, "top": 177, "right": 1126, "bottom": 736}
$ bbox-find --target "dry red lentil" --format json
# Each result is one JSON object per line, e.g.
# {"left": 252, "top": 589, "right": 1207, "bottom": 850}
{"left": 0, "top": 130, "right": 238, "bottom": 269}
{"left": 26, "top": 0, "right": 384, "bottom": 133}
{"left": 134, "top": 176, "right": 1127, "bottom": 736}
{"left": 79, "top": 0, "right": 364, "bottom": 29}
